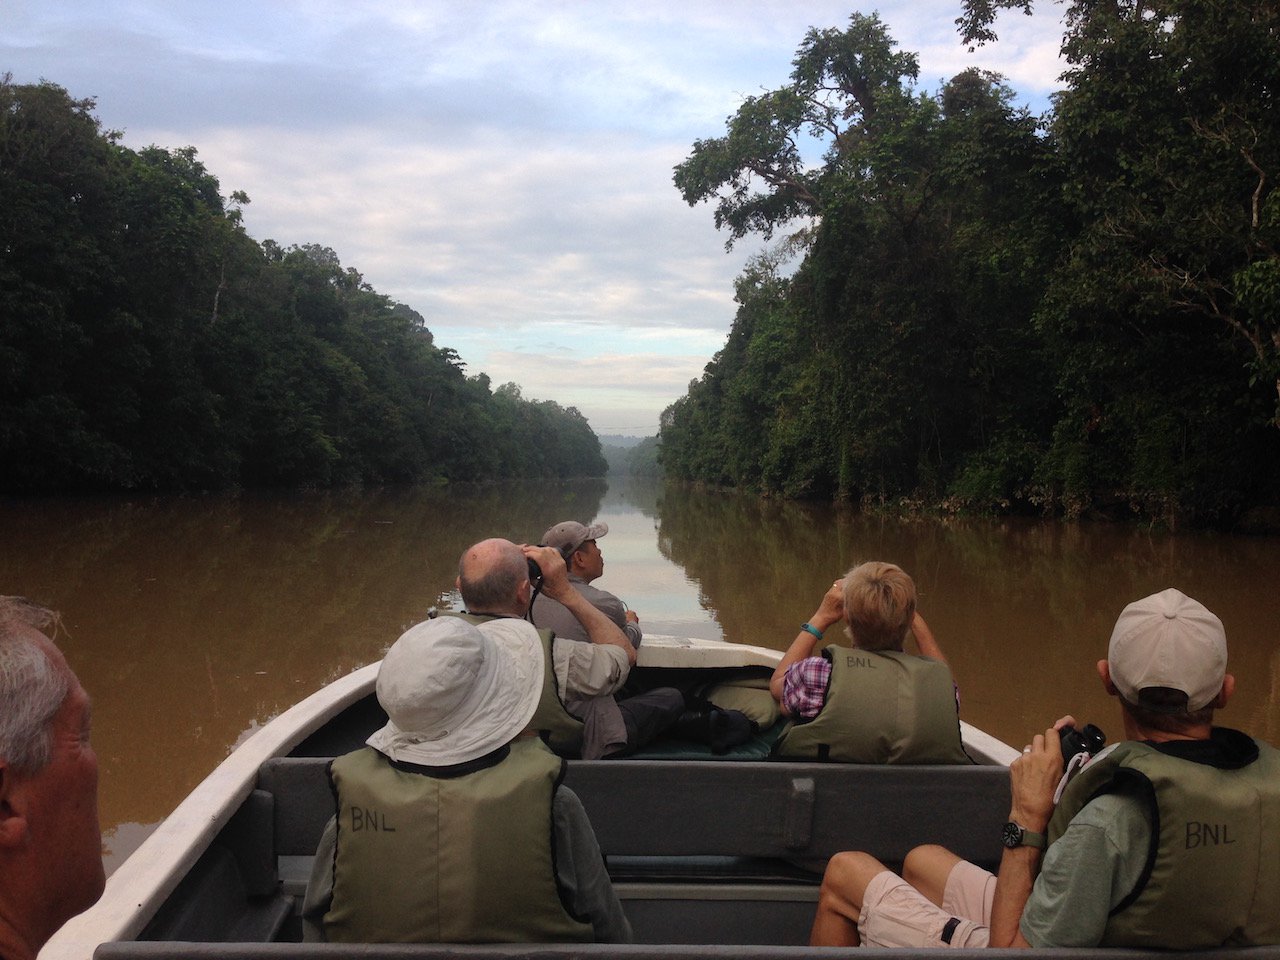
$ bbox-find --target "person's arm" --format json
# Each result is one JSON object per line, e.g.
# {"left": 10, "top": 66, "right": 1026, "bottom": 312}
{"left": 987, "top": 724, "right": 1064, "bottom": 947}
{"left": 770, "top": 579, "right": 844, "bottom": 706}
{"left": 525, "top": 545, "right": 636, "bottom": 665}
{"left": 583, "top": 583, "right": 643, "bottom": 648}
{"left": 1018, "top": 791, "right": 1150, "bottom": 947}
{"left": 909, "top": 611, "right": 947, "bottom": 664}
{"left": 300, "top": 816, "right": 337, "bottom": 942}
{"left": 553, "top": 786, "right": 634, "bottom": 942}
{"left": 621, "top": 607, "right": 642, "bottom": 647}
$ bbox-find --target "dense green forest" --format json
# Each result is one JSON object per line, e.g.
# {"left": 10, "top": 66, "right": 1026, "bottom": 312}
{"left": 0, "top": 77, "right": 605, "bottom": 493}
{"left": 659, "top": 1, "right": 1280, "bottom": 527}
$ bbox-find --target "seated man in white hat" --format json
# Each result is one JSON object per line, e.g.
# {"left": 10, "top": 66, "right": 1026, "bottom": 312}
{"left": 808, "top": 587, "right": 1280, "bottom": 950}
{"left": 301, "top": 616, "right": 631, "bottom": 943}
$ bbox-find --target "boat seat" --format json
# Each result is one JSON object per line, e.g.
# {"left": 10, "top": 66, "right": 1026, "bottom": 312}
{"left": 103, "top": 758, "right": 1279, "bottom": 958}
{"left": 256, "top": 756, "right": 1011, "bottom": 870}
{"left": 564, "top": 759, "right": 1011, "bottom": 871}
{"left": 96, "top": 942, "right": 1280, "bottom": 959}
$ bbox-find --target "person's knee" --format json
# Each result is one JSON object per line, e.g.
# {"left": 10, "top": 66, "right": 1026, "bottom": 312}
{"left": 821, "top": 851, "right": 887, "bottom": 908}
{"left": 903, "top": 844, "right": 949, "bottom": 876}
{"left": 656, "top": 687, "right": 685, "bottom": 713}
{"left": 902, "top": 844, "right": 959, "bottom": 902}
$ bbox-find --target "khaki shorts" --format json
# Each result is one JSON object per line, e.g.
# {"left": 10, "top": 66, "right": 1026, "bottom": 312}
{"left": 858, "top": 860, "right": 996, "bottom": 949}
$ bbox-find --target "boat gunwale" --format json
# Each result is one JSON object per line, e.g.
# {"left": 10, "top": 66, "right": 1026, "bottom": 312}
{"left": 42, "top": 636, "right": 1017, "bottom": 959}
{"left": 42, "top": 662, "right": 381, "bottom": 960}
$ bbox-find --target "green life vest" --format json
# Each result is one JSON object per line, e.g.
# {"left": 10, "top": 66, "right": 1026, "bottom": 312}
{"left": 324, "top": 738, "right": 594, "bottom": 943}
{"left": 1047, "top": 733, "right": 1280, "bottom": 948}
{"left": 447, "top": 612, "right": 585, "bottom": 754}
{"left": 773, "top": 646, "right": 969, "bottom": 764}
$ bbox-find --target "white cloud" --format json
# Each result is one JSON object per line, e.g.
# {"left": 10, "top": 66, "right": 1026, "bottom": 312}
{"left": 4, "top": 0, "right": 1070, "bottom": 436}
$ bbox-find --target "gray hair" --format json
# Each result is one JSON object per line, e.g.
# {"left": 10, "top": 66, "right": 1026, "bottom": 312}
{"left": 0, "top": 597, "right": 70, "bottom": 775}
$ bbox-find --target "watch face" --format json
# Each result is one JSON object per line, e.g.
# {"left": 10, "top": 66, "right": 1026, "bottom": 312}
{"left": 1001, "top": 821, "right": 1023, "bottom": 848}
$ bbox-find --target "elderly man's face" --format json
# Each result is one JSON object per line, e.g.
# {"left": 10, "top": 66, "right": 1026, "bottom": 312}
{"left": 17, "top": 634, "right": 105, "bottom": 927}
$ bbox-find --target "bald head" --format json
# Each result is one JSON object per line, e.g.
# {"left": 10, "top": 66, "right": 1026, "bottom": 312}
{"left": 457, "top": 538, "right": 530, "bottom": 617}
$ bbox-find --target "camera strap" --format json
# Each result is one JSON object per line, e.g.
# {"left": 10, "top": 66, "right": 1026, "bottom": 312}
{"left": 525, "top": 579, "right": 544, "bottom": 622}
{"left": 1053, "top": 750, "right": 1094, "bottom": 805}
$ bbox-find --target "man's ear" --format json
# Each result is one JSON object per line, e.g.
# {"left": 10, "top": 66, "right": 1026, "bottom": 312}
{"left": 1214, "top": 673, "right": 1236, "bottom": 710}
{"left": 1097, "top": 659, "right": 1120, "bottom": 696}
{"left": 0, "top": 761, "right": 30, "bottom": 848}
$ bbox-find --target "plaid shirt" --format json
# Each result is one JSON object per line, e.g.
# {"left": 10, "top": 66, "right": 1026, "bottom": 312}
{"left": 784, "top": 653, "right": 962, "bottom": 720}
{"left": 782, "top": 656, "right": 831, "bottom": 719}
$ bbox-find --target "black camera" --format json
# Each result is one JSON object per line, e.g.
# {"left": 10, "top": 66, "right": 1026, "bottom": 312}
{"left": 1059, "top": 722, "right": 1105, "bottom": 760}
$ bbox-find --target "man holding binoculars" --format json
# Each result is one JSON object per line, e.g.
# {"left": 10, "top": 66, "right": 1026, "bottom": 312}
{"left": 809, "top": 588, "right": 1280, "bottom": 950}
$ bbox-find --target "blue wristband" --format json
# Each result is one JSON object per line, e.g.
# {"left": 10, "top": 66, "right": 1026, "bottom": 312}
{"left": 800, "top": 622, "right": 824, "bottom": 640}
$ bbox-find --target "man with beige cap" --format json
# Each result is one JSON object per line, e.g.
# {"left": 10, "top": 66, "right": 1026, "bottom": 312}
{"left": 301, "top": 616, "right": 631, "bottom": 943}
{"left": 808, "top": 587, "right": 1280, "bottom": 950}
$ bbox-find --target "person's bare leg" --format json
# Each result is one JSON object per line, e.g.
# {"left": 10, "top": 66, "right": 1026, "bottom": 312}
{"left": 902, "top": 844, "right": 963, "bottom": 908}
{"left": 810, "top": 851, "right": 890, "bottom": 946}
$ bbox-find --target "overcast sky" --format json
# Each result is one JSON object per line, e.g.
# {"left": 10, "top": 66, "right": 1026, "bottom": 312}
{"left": 6, "top": 1, "right": 1068, "bottom": 436}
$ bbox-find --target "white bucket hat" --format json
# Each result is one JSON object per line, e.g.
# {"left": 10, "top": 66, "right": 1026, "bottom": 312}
{"left": 366, "top": 616, "right": 543, "bottom": 766}
{"left": 1108, "top": 588, "right": 1227, "bottom": 712}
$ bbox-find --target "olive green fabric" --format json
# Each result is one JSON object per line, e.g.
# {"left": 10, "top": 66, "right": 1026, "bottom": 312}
{"left": 1047, "top": 737, "right": 1280, "bottom": 948}
{"left": 773, "top": 646, "right": 968, "bottom": 763}
{"left": 704, "top": 675, "right": 780, "bottom": 728}
{"left": 324, "top": 739, "right": 594, "bottom": 943}
{"left": 448, "top": 611, "right": 584, "bottom": 753}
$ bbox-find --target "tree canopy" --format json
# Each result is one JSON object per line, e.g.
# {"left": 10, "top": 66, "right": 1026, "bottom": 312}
{"left": 660, "top": 6, "right": 1280, "bottom": 527}
{"left": 0, "top": 77, "right": 605, "bottom": 493}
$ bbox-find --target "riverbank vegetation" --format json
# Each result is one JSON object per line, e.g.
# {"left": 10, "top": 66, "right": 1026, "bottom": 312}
{"left": 659, "top": 2, "right": 1280, "bottom": 528}
{"left": 0, "top": 77, "right": 604, "bottom": 493}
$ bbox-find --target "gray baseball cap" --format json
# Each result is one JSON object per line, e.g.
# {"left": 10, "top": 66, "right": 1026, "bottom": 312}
{"left": 541, "top": 520, "right": 608, "bottom": 554}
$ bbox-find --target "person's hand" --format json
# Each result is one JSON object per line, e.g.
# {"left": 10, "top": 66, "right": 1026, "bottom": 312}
{"left": 625, "top": 610, "right": 639, "bottom": 624}
{"left": 1009, "top": 725, "right": 1065, "bottom": 832}
{"left": 811, "top": 579, "right": 845, "bottom": 633}
{"left": 523, "top": 544, "right": 570, "bottom": 599}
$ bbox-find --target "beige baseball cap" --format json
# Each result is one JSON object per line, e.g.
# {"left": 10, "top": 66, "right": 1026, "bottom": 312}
{"left": 1108, "top": 588, "right": 1227, "bottom": 712}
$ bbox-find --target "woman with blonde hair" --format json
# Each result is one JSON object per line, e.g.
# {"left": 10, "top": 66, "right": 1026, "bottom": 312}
{"left": 769, "top": 562, "right": 967, "bottom": 763}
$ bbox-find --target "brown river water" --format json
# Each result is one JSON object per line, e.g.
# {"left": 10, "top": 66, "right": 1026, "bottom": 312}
{"left": 2, "top": 478, "right": 1277, "bottom": 876}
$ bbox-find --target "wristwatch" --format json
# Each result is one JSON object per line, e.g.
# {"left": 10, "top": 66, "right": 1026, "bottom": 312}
{"left": 1001, "top": 820, "right": 1046, "bottom": 850}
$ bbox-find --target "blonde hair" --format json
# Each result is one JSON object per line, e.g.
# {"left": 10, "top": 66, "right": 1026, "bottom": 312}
{"left": 842, "top": 562, "right": 916, "bottom": 651}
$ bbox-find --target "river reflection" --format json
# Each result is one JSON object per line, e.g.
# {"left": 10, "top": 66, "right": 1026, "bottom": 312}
{"left": 1, "top": 480, "right": 1277, "bottom": 875}
{"left": 653, "top": 487, "right": 1279, "bottom": 755}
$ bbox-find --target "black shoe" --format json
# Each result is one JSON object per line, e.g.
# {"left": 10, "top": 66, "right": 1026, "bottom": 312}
{"left": 708, "top": 708, "right": 756, "bottom": 754}
{"left": 669, "top": 709, "right": 712, "bottom": 743}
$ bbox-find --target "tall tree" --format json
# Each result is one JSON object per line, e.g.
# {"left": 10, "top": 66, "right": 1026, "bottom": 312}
{"left": 666, "top": 20, "right": 1063, "bottom": 506}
